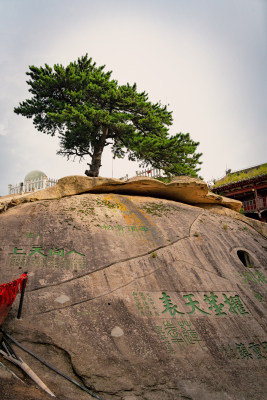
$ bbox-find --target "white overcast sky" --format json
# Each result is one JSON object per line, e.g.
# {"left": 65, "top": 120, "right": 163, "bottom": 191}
{"left": 0, "top": 0, "right": 266, "bottom": 195}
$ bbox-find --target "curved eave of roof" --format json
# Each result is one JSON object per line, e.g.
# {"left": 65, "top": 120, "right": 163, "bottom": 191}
{"left": 212, "top": 173, "right": 267, "bottom": 192}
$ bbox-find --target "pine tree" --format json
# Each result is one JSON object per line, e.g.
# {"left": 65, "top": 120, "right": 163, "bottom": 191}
{"left": 14, "top": 55, "right": 202, "bottom": 177}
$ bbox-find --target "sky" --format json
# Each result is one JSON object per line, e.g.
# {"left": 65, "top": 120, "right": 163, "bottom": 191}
{"left": 0, "top": 0, "right": 266, "bottom": 196}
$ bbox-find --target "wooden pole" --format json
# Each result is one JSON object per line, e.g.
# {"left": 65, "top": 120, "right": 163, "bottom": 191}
{"left": 0, "top": 350, "right": 55, "bottom": 397}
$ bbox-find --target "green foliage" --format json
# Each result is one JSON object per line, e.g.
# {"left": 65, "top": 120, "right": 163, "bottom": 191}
{"left": 14, "top": 54, "right": 202, "bottom": 177}
{"left": 213, "top": 164, "right": 267, "bottom": 188}
{"left": 155, "top": 176, "right": 172, "bottom": 183}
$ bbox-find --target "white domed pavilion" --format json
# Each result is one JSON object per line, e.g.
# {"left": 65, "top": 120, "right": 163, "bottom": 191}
{"left": 8, "top": 170, "right": 57, "bottom": 195}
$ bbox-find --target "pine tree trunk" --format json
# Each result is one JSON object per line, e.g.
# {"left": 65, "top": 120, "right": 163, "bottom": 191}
{"left": 85, "top": 127, "right": 108, "bottom": 177}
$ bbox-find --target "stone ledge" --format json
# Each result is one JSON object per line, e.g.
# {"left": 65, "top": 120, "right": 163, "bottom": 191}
{"left": 0, "top": 175, "right": 242, "bottom": 215}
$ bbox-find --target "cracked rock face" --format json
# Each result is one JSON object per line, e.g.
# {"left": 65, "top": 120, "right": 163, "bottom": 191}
{"left": 0, "top": 192, "right": 267, "bottom": 400}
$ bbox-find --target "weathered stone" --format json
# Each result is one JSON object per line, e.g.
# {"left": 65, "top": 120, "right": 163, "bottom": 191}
{"left": 198, "top": 204, "right": 267, "bottom": 237}
{"left": 111, "top": 327, "right": 124, "bottom": 338}
{"left": 0, "top": 191, "right": 266, "bottom": 400}
{"left": 0, "top": 175, "right": 242, "bottom": 214}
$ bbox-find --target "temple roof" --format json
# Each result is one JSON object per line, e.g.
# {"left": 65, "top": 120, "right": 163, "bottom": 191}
{"left": 213, "top": 163, "right": 267, "bottom": 189}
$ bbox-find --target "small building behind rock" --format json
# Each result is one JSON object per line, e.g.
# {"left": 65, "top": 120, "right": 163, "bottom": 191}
{"left": 8, "top": 170, "right": 57, "bottom": 195}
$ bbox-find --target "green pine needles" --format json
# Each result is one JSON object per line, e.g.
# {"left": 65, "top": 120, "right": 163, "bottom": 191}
{"left": 14, "top": 54, "right": 202, "bottom": 177}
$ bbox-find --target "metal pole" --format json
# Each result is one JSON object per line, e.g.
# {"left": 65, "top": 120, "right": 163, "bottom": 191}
{"left": 17, "top": 273, "right": 27, "bottom": 319}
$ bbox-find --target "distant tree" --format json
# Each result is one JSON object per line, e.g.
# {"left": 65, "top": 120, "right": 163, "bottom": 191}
{"left": 14, "top": 55, "right": 202, "bottom": 177}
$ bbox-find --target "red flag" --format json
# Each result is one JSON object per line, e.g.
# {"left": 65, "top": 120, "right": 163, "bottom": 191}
{"left": 0, "top": 274, "right": 28, "bottom": 325}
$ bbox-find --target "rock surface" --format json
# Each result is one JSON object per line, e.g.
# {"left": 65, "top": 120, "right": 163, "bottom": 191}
{"left": 0, "top": 179, "right": 266, "bottom": 400}
{"left": 0, "top": 175, "right": 242, "bottom": 212}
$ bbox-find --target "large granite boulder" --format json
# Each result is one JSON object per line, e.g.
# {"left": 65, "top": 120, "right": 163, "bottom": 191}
{"left": 0, "top": 175, "right": 242, "bottom": 213}
{"left": 0, "top": 177, "right": 266, "bottom": 400}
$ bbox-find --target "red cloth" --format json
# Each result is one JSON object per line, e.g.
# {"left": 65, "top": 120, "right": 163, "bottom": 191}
{"left": 0, "top": 274, "right": 28, "bottom": 324}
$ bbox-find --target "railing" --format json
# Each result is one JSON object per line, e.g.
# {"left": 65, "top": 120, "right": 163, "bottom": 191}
{"left": 136, "top": 168, "right": 163, "bottom": 179}
{"left": 243, "top": 199, "right": 257, "bottom": 212}
{"left": 243, "top": 196, "right": 267, "bottom": 212}
{"left": 259, "top": 196, "right": 267, "bottom": 209}
{"left": 8, "top": 177, "right": 58, "bottom": 195}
